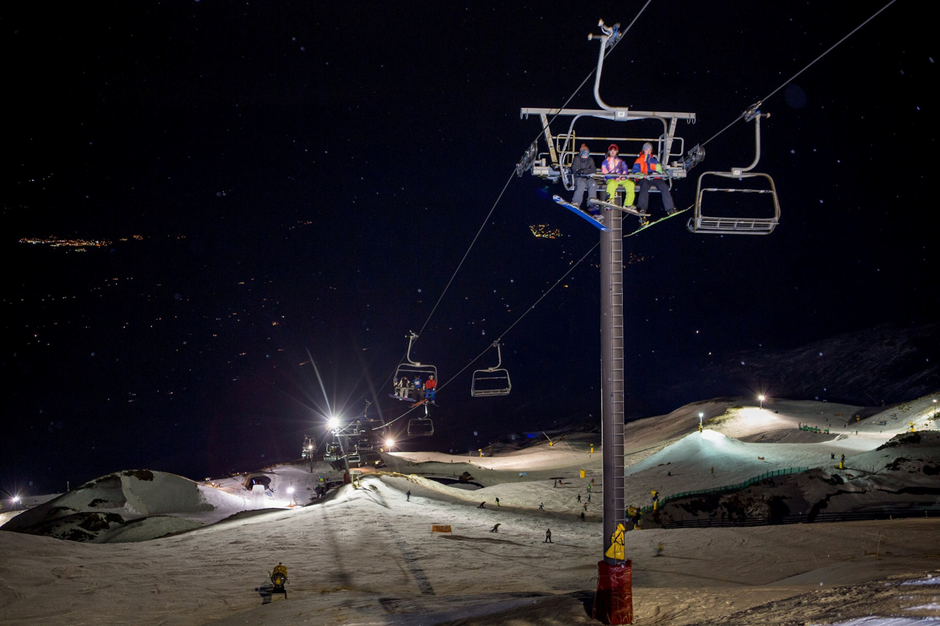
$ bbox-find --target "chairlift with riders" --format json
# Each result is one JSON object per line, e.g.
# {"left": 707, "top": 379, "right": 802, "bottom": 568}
{"left": 391, "top": 331, "right": 438, "bottom": 403}
{"left": 519, "top": 20, "right": 780, "bottom": 234}
{"left": 519, "top": 20, "right": 695, "bottom": 215}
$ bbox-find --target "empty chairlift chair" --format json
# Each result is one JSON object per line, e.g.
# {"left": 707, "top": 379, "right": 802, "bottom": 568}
{"left": 407, "top": 403, "right": 434, "bottom": 437}
{"left": 690, "top": 106, "right": 780, "bottom": 235}
{"left": 471, "top": 342, "right": 512, "bottom": 397}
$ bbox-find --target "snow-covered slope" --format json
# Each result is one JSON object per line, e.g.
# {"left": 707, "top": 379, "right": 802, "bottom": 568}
{"left": 1, "top": 395, "right": 938, "bottom": 625}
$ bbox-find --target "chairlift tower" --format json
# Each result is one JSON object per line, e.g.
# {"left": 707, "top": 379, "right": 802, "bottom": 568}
{"left": 520, "top": 20, "right": 697, "bottom": 625}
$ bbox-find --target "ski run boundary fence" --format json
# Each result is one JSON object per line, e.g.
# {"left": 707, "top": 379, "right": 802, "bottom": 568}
{"left": 638, "top": 467, "right": 809, "bottom": 515}
{"left": 636, "top": 466, "right": 940, "bottom": 528}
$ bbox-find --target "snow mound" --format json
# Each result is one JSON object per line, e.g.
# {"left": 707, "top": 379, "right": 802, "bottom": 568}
{"left": 627, "top": 429, "right": 825, "bottom": 482}
{"left": 1, "top": 469, "right": 253, "bottom": 542}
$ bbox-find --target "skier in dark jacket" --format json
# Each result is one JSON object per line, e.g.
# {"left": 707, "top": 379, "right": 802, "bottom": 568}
{"left": 570, "top": 143, "right": 599, "bottom": 211}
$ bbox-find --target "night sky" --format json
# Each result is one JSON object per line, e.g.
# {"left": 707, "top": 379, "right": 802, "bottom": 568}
{"left": 4, "top": 2, "right": 935, "bottom": 496}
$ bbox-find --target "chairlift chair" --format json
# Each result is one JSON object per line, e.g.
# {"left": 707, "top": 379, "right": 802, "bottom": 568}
{"left": 519, "top": 21, "right": 696, "bottom": 192}
{"left": 690, "top": 106, "right": 780, "bottom": 235}
{"left": 392, "top": 331, "right": 438, "bottom": 402}
{"left": 407, "top": 403, "right": 434, "bottom": 437}
{"left": 471, "top": 342, "right": 512, "bottom": 397}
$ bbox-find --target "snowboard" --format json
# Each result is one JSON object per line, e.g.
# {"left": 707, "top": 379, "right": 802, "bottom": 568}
{"left": 552, "top": 195, "right": 610, "bottom": 232}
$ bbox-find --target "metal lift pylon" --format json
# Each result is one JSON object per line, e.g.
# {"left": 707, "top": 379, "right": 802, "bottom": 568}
{"left": 520, "top": 19, "right": 687, "bottom": 625}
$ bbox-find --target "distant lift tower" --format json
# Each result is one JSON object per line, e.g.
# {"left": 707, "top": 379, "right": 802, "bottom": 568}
{"left": 520, "top": 21, "right": 696, "bottom": 626}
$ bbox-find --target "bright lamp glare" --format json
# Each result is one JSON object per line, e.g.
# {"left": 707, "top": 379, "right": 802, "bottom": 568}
{"left": 385, "top": 438, "right": 395, "bottom": 448}
{"left": 327, "top": 417, "right": 340, "bottom": 429}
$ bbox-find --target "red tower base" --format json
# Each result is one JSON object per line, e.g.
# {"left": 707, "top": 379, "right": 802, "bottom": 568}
{"left": 593, "top": 560, "right": 633, "bottom": 625}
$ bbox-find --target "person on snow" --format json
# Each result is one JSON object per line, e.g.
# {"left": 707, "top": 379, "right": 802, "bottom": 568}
{"left": 544, "top": 528, "right": 553, "bottom": 543}
{"left": 601, "top": 144, "right": 635, "bottom": 207}
{"left": 406, "top": 490, "right": 411, "bottom": 502}
{"left": 490, "top": 523, "right": 501, "bottom": 533}
{"left": 570, "top": 143, "right": 599, "bottom": 212}
{"left": 632, "top": 142, "right": 676, "bottom": 225}
{"left": 495, "top": 497, "right": 500, "bottom": 507}
{"left": 478, "top": 501, "right": 486, "bottom": 508}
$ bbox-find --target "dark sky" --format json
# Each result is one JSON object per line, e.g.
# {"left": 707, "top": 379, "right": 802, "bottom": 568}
{"left": 4, "top": 2, "right": 935, "bottom": 495}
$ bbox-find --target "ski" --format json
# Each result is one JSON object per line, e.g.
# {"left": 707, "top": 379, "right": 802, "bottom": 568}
{"left": 624, "top": 207, "right": 691, "bottom": 237}
{"left": 588, "top": 198, "right": 648, "bottom": 218}
{"left": 552, "top": 195, "right": 610, "bottom": 232}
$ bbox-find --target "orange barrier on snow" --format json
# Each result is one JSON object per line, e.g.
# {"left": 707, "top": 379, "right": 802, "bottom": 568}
{"left": 431, "top": 525, "right": 452, "bottom": 533}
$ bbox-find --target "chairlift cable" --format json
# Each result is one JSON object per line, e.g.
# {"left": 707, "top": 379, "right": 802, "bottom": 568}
{"left": 699, "top": 0, "right": 898, "bottom": 150}
{"left": 438, "top": 241, "right": 600, "bottom": 393}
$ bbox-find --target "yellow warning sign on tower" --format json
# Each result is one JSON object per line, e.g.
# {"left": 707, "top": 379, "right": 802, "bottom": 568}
{"left": 604, "top": 523, "right": 626, "bottom": 561}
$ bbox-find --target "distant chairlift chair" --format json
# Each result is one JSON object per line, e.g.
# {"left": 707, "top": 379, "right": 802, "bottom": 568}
{"left": 471, "top": 342, "right": 512, "bottom": 397}
{"left": 407, "top": 403, "right": 434, "bottom": 437}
